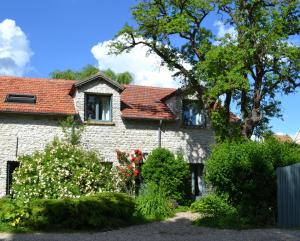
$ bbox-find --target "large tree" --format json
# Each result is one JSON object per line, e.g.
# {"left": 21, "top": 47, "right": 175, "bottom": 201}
{"left": 111, "top": 0, "right": 299, "bottom": 138}
{"left": 50, "top": 64, "right": 133, "bottom": 84}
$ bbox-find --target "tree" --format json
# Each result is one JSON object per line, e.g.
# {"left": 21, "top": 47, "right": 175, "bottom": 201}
{"left": 50, "top": 64, "right": 133, "bottom": 84}
{"left": 102, "top": 69, "right": 132, "bottom": 84}
{"left": 111, "top": 0, "right": 300, "bottom": 138}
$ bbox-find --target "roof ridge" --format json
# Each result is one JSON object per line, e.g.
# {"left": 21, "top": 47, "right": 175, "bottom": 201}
{"left": 123, "top": 84, "right": 177, "bottom": 91}
{"left": 0, "top": 75, "right": 77, "bottom": 83}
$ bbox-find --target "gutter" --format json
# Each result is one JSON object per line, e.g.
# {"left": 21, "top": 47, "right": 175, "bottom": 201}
{"left": 158, "top": 119, "right": 163, "bottom": 148}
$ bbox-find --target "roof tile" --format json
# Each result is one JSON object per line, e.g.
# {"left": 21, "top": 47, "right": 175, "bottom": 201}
{"left": 121, "top": 84, "right": 177, "bottom": 120}
{"left": 0, "top": 76, "right": 76, "bottom": 115}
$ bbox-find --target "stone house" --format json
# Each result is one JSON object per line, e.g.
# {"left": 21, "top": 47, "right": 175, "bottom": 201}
{"left": 0, "top": 73, "right": 215, "bottom": 197}
{"left": 295, "top": 132, "right": 300, "bottom": 144}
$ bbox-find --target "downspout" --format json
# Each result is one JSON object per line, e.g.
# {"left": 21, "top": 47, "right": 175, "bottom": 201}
{"left": 158, "top": 119, "right": 163, "bottom": 148}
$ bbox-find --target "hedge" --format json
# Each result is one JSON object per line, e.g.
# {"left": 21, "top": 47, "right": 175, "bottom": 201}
{"left": 0, "top": 192, "right": 135, "bottom": 230}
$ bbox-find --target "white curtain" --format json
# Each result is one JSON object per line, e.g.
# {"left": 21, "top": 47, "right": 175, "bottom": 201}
{"left": 101, "top": 97, "right": 110, "bottom": 121}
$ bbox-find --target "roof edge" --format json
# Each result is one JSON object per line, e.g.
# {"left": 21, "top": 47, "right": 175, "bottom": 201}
{"left": 75, "top": 72, "right": 125, "bottom": 91}
{"left": 0, "top": 110, "right": 76, "bottom": 116}
{"left": 121, "top": 115, "right": 177, "bottom": 121}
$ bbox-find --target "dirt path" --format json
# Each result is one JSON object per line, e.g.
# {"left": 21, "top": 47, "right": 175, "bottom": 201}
{"left": 0, "top": 212, "right": 299, "bottom": 241}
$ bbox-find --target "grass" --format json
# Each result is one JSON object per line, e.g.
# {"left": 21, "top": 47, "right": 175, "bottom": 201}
{"left": 0, "top": 222, "right": 33, "bottom": 233}
{"left": 175, "top": 205, "right": 190, "bottom": 213}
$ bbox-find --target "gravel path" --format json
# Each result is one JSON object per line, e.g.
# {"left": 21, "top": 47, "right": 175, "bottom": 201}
{"left": 0, "top": 212, "right": 300, "bottom": 241}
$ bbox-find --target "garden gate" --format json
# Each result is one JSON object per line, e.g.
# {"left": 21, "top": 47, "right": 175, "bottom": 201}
{"left": 277, "top": 163, "right": 300, "bottom": 228}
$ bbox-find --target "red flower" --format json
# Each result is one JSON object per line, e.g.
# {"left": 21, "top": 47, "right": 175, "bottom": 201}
{"left": 128, "top": 165, "right": 133, "bottom": 170}
{"left": 126, "top": 173, "right": 131, "bottom": 177}
{"left": 132, "top": 156, "right": 136, "bottom": 162}
{"left": 134, "top": 170, "right": 139, "bottom": 177}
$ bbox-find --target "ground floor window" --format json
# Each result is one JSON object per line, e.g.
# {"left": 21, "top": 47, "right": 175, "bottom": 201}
{"left": 6, "top": 161, "right": 19, "bottom": 195}
{"left": 190, "top": 163, "right": 205, "bottom": 197}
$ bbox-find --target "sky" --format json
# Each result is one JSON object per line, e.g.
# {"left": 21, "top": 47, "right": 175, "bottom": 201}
{"left": 0, "top": 0, "right": 299, "bottom": 137}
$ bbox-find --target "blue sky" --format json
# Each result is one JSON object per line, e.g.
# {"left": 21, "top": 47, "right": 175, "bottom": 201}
{"left": 0, "top": 0, "right": 299, "bottom": 137}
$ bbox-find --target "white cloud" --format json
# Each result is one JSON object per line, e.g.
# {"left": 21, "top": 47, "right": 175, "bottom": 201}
{"left": 214, "top": 20, "right": 237, "bottom": 39}
{"left": 0, "top": 19, "right": 33, "bottom": 76}
{"left": 91, "top": 36, "right": 180, "bottom": 88}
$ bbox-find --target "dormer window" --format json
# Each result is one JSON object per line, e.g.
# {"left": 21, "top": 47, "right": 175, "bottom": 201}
{"left": 183, "top": 100, "right": 206, "bottom": 127}
{"left": 5, "top": 94, "right": 36, "bottom": 104}
{"left": 85, "top": 94, "right": 112, "bottom": 122}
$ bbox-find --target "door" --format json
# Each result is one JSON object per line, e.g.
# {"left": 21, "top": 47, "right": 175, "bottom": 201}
{"left": 6, "top": 161, "right": 20, "bottom": 195}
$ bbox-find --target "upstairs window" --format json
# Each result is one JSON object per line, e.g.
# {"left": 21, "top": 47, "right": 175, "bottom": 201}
{"left": 183, "top": 100, "right": 206, "bottom": 127}
{"left": 5, "top": 94, "right": 36, "bottom": 104}
{"left": 85, "top": 94, "right": 112, "bottom": 122}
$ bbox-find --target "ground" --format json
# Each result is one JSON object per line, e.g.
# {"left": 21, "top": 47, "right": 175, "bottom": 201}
{"left": 0, "top": 212, "right": 299, "bottom": 241}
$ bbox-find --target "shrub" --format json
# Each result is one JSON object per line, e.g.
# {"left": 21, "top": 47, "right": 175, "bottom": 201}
{"left": 136, "top": 182, "right": 174, "bottom": 220}
{"left": 115, "top": 149, "right": 143, "bottom": 195}
{"left": 12, "top": 139, "right": 117, "bottom": 199}
{"left": 142, "top": 148, "right": 190, "bottom": 202}
{"left": 0, "top": 193, "right": 135, "bottom": 230}
{"left": 190, "top": 194, "right": 236, "bottom": 217}
{"left": 205, "top": 138, "right": 300, "bottom": 224}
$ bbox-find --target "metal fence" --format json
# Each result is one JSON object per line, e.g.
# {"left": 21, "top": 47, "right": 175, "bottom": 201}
{"left": 277, "top": 163, "right": 300, "bottom": 228}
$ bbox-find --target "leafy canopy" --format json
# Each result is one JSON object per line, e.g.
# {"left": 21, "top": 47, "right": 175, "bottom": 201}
{"left": 50, "top": 64, "right": 133, "bottom": 84}
{"left": 111, "top": 0, "right": 300, "bottom": 138}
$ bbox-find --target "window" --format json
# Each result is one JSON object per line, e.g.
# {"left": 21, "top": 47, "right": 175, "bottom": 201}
{"left": 6, "top": 161, "right": 20, "bottom": 195}
{"left": 85, "top": 94, "right": 112, "bottom": 122}
{"left": 5, "top": 94, "right": 36, "bottom": 104}
{"left": 183, "top": 100, "right": 206, "bottom": 126}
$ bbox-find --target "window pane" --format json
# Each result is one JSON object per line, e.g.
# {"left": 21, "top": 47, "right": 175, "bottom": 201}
{"left": 86, "top": 94, "right": 111, "bottom": 121}
{"left": 183, "top": 101, "right": 205, "bottom": 126}
{"left": 101, "top": 96, "right": 111, "bottom": 121}
{"left": 86, "top": 95, "right": 96, "bottom": 120}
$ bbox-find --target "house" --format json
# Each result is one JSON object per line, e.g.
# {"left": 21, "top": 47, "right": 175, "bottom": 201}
{"left": 273, "top": 134, "right": 293, "bottom": 143}
{"left": 294, "top": 132, "right": 300, "bottom": 144}
{"left": 0, "top": 73, "right": 215, "bottom": 197}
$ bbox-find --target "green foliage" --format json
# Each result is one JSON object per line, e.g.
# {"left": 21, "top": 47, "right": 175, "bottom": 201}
{"left": 190, "top": 194, "right": 236, "bottom": 218}
{"left": 50, "top": 64, "right": 133, "bottom": 84}
{"left": 60, "top": 116, "right": 84, "bottom": 145}
{"left": 112, "top": 0, "right": 300, "bottom": 138}
{"left": 0, "top": 193, "right": 135, "bottom": 230}
{"left": 12, "top": 139, "right": 117, "bottom": 199}
{"left": 136, "top": 182, "right": 174, "bottom": 220}
{"left": 142, "top": 148, "right": 190, "bottom": 202}
{"left": 50, "top": 64, "right": 99, "bottom": 80}
{"left": 211, "top": 109, "right": 241, "bottom": 142}
{"left": 103, "top": 69, "right": 132, "bottom": 84}
{"left": 205, "top": 138, "right": 300, "bottom": 224}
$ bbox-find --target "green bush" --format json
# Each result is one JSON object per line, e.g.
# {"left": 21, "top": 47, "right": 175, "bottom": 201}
{"left": 136, "top": 182, "right": 174, "bottom": 220}
{"left": 205, "top": 138, "right": 300, "bottom": 224}
{"left": 0, "top": 193, "right": 135, "bottom": 230}
{"left": 142, "top": 148, "right": 190, "bottom": 202}
{"left": 190, "top": 194, "right": 236, "bottom": 217}
{"left": 12, "top": 139, "right": 117, "bottom": 199}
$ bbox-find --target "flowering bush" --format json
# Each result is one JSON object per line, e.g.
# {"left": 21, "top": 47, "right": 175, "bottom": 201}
{"left": 116, "top": 149, "right": 143, "bottom": 195}
{"left": 12, "top": 138, "right": 117, "bottom": 199}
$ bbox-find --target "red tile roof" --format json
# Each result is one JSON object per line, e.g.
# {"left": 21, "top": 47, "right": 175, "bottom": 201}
{"left": 121, "top": 85, "right": 177, "bottom": 120}
{"left": 0, "top": 76, "right": 76, "bottom": 115}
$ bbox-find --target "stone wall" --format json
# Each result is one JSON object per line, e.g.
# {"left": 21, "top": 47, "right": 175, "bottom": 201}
{"left": 0, "top": 79, "right": 215, "bottom": 196}
{"left": 0, "top": 114, "right": 64, "bottom": 196}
